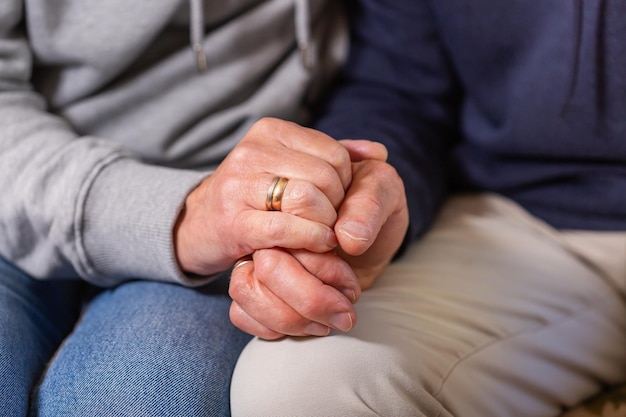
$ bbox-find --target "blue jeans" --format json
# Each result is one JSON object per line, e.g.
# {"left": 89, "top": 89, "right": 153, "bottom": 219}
{"left": 0, "top": 256, "right": 251, "bottom": 417}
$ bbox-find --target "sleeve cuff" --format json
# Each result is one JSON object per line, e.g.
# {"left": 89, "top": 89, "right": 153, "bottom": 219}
{"left": 77, "top": 157, "right": 216, "bottom": 287}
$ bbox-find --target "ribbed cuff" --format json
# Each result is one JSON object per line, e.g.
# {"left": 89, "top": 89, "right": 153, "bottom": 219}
{"left": 77, "top": 157, "right": 214, "bottom": 286}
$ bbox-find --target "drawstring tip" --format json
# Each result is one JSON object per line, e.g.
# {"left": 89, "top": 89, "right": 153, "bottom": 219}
{"left": 294, "top": 0, "right": 313, "bottom": 71}
{"left": 298, "top": 41, "right": 313, "bottom": 71}
{"left": 192, "top": 43, "right": 208, "bottom": 73}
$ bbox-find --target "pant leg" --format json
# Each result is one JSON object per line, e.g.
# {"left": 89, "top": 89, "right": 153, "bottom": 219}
{"left": 231, "top": 194, "right": 626, "bottom": 417}
{"left": 31, "top": 277, "right": 252, "bottom": 417}
{"left": 0, "top": 256, "right": 84, "bottom": 417}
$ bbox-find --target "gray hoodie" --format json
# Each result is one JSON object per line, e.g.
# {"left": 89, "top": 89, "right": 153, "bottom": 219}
{"left": 0, "top": 0, "right": 347, "bottom": 286}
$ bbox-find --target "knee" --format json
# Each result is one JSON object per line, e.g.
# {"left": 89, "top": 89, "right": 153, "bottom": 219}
{"left": 231, "top": 333, "right": 440, "bottom": 417}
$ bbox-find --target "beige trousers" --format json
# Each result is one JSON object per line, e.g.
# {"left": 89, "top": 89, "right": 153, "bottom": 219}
{"left": 231, "top": 194, "right": 626, "bottom": 417}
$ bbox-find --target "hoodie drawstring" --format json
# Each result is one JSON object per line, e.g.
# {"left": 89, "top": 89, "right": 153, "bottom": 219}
{"left": 189, "top": 0, "right": 208, "bottom": 72}
{"left": 188, "top": 0, "right": 312, "bottom": 73}
{"left": 295, "top": 0, "right": 313, "bottom": 71}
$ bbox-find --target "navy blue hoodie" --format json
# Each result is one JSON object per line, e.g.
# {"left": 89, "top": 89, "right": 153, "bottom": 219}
{"left": 316, "top": 0, "right": 626, "bottom": 245}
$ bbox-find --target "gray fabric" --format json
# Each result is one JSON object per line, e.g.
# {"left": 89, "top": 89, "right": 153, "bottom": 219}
{"left": 0, "top": 0, "right": 347, "bottom": 285}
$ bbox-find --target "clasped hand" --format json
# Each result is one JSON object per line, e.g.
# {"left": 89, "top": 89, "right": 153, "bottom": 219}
{"left": 175, "top": 118, "right": 408, "bottom": 339}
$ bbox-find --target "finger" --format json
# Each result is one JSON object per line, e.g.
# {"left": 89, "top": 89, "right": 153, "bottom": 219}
{"left": 248, "top": 118, "right": 353, "bottom": 194}
{"left": 288, "top": 249, "right": 360, "bottom": 304}
{"left": 229, "top": 248, "right": 355, "bottom": 335}
{"left": 253, "top": 249, "right": 356, "bottom": 332}
{"left": 230, "top": 256, "right": 310, "bottom": 336}
{"left": 232, "top": 251, "right": 359, "bottom": 313}
{"left": 335, "top": 160, "right": 406, "bottom": 256}
{"left": 253, "top": 176, "right": 338, "bottom": 227}
{"left": 230, "top": 301, "right": 331, "bottom": 339}
{"left": 229, "top": 252, "right": 339, "bottom": 336}
{"left": 279, "top": 179, "right": 338, "bottom": 226}
{"left": 229, "top": 301, "right": 285, "bottom": 340}
{"left": 224, "top": 144, "right": 347, "bottom": 211}
{"left": 229, "top": 258, "right": 287, "bottom": 339}
{"left": 236, "top": 211, "right": 338, "bottom": 254}
{"left": 339, "top": 139, "right": 388, "bottom": 162}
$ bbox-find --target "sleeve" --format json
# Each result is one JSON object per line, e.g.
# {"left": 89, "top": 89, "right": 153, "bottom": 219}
{"left": 314, "top": 0, "right": 461, "bottom": 248}
{"left": 0, "top": 3, "right": 212, "bottom": 287}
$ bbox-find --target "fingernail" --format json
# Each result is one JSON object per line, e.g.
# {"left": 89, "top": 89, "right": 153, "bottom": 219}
{"left": 304, "top": 322, "right": 331, "bottom": 337}
{"left": 338, "top": 221, "right": 369, "bottom": 242}
{"left": 329, "top": 312, "right": 353, "bottom": 332}
{"left": 341, "top": 288, "right": 357, "bottom": 303}
{"left": 327, "top": 230, "right": 338, "bottom": 247}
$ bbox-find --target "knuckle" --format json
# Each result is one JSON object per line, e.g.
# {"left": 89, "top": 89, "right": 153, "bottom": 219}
{"left": 313, "top": 167, "right": 344, "bottom": 205}
{"left": 273, "top": 316, "right": 293, "bottom": 332}
{"left": 263, "top": 215, "right": 288, "bottom": 241}
{"left": 218, "top": 176, "right": 242, "bottom": 202}
{"left": 380, "top": 162, "right": 403, "bottom": 184}
{"left": 228, "top": 263, "right": 258, "bottom": 301}
{"left": 227, "top": 274, "right": 246, "bottom": 300}
{"left": 303, "top": 225, "right": 330, "bottom": 250}
{"left": 313, "top": 164, "right": 337, "bottom": 189}
{"left": 372, "top": 161, "right": 404, "bottom": 189}
{"left": 229, "top": 304, "right": 245, "bottom": 327}
{"left": 248, "top": 117, "right": 293, "bottom": 144}
{"left": 286, "top": 181, "right": 317, "bottom": 207}
{"left": 249, "top": 117, "right": 276, "bottom": 136}
{"left": 298, "top": 288, "right": 332, "bottom": 318}
{"left": 359, "top": 161, "right": 406, "bottom": 206}
{"left": 327, "top": 142, "right": 351, "bottom": 170}
{"left": 298, "top": 298, "right": 322, "bottom": 319}
{"left": 228, "top": 141, "right": 257, "bottom": 166}
{"left": 354, "top": 191, "right": 385, "bottom": 215}
{"left": 230, "top": 316, "right": 247, "bottom": 334}
{"left": 316, "top": 256, "right": 350, "bottom": 283}
{"left": 252, "top": 251, "right": 277, "bottom": 280}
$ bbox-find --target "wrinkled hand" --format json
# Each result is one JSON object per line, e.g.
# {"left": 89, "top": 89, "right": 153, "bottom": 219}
{"left": 229, "top": 248, "right": 361, "bottom": 339}
{"left": 175, "top": 118, "right": 392, "bottom": 340}
{"left": 175, "top": 117, "right": 355, "bottom": 276}
{"left": 227, "top": 138, "right": 407, "bottom": 339}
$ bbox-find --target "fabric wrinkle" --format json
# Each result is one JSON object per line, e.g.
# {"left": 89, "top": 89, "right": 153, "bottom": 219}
{"left": 560, "top": 0, "right": 583, "bottom": 118}
{"left": 561, "top": 0, "right": 610, "bottom": 135}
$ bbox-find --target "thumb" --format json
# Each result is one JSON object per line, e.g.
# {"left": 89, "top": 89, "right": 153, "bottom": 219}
{"left": 339, "top": 139, "right": 388, "bottom": 163}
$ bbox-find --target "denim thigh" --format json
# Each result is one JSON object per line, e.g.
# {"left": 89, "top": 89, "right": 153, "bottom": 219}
{"left": 31, "top": 277, "right": 251, "bottom": 417}
{"left": 0, "top": 256, "right": 85, "bottom": 417}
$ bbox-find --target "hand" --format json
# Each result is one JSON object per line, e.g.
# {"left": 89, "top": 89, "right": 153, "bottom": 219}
{"left": 229, "top": 248, "right": 361, "bottom": 340}
{"left": 174, "top": 117, "right": 354, "bottom": 276}
{"left": 227, "top": 138, "right": 403, "bottom": 339}
{"left": 334, "top": 140, "right": 409, "bottom": 289}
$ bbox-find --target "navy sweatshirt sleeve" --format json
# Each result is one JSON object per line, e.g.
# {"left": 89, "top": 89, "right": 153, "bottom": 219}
{"left": 315, "top": 0, "right": 461, "bottom": 247}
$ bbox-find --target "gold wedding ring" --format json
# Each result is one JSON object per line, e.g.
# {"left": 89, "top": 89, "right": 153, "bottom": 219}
{"left": 233, "top": 255, "right": 253, "bottom": 269}
{"left": 265, "top": 176, "right": 289, "bottom": 211}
